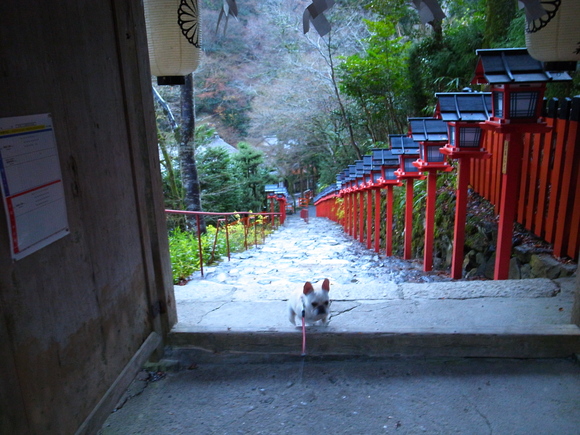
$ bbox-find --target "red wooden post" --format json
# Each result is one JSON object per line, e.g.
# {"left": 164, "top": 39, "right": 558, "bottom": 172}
{"left": 517, "top": 132, "right": 533, "bottom": 226}
{"left": 524, "top": 131, "right": 542, "bottom": 231}
{"left": 403, "top": 179, "right": 414, "bottom": 260}
{"left": 494, "top": 132, "right": 524, "bottom": 279}
{"left": 423, "top": 171, "right": 437, "bottom": 271}
{"left": 374, "top": 188, "right": 381, "bottom": 253}
{"left": 543, "top": 101, "right": 569, "bottom": 243}
{"left": 570, "top": 169, "right": 580, "bottom": 259}
{"left": 535, "top": 100, "right": 558, "bottom": 237}
{"left": 345, "top": 193, "right": 351, "bottom": 235}
{"left": 385, "top": 185, "right": 394, "bottom": 256}
{"left": 352, "top": 192, "right": 358, "bottom": 240}
{"left": 366, "top": 189, "right": 372, "bottom": 249}
{"left": 481, "top": 122, "right": 550, "bottom": 280}
{"left": 451, "top": 158, "right": 470, "bottom": 279}
{"left": 359, "top": 191, "right": 364, "bottom": 244}
{"left": 554, "top": 100, "right": 580, "bottom": 257}
{"left": 345, "top": 193, "right": 351, "bottom": 236}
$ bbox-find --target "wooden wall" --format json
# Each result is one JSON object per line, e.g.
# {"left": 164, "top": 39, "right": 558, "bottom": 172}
{"left": 0, "top": 1, "right": 175, "bottom": 433}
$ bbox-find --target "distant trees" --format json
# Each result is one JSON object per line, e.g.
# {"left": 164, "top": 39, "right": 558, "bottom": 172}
{"left": 156, "top": 0, "right": 579, "bottom": 216}
{"left": 233, "top": 142, "right": 276, "bottom": 212}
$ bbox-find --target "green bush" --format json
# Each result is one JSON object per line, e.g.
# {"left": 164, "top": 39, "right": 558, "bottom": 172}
{"left": 168, "top": 217, "right": 275, "bottom": 284}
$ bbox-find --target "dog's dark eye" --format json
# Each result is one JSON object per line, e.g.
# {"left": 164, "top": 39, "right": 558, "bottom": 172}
{"left": 312, "top": 302, "right": 318, "bottom": 308}
{"left": 323, "top": 301, "right": 329, "bottom": 306}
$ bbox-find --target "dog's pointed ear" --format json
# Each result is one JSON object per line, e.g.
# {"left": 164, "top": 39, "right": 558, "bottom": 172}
{"left": 322, "top": 278, "right": 330, "bottom": 292}
{"left": 303, "top": 281, "right": 314, "bottom": 295}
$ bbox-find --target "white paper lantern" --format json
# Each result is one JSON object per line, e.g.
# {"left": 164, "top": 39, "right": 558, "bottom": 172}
{"left": 525, "top": 0, "right": 580, "bottom": 63}
{"left": 144, "top": 0, "right": 201, "bottom": 85}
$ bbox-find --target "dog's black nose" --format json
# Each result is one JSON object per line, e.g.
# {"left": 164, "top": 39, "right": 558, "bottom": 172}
{"left": 317, "top": 306, "right": 326, "bottom": 315}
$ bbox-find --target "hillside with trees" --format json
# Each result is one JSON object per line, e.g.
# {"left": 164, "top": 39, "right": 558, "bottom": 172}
{"left": 154, "top": 0, "right": 578, "bottom": 217}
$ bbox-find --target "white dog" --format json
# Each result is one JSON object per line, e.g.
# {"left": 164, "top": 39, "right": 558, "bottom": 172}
{"left": 288, "top": 278, "right": 330, "bottom": 326}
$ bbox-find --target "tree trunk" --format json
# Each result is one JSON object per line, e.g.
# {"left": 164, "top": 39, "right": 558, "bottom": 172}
{"left": 484, "top": 0, "right": 516, "bottom": 48}
{"left": 179, "top": 74, "right": 205, "bottom": 232}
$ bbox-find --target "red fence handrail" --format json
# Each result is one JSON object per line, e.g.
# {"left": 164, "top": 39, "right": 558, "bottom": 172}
{"left": 315, "top": 97, "right": 579, "bottom": 263}
{"left": 165, "top": 209, "right": 282, "bottom": 277}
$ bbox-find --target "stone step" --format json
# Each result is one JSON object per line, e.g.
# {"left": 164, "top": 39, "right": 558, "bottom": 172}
{"left": 167, "top": 324, "right": 580, "bottom": 361}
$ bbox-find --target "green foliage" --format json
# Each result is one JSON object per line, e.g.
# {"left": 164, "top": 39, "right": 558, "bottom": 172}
{"left": 233, "top": 142, "right": 276, "bottom": 211}
{"left": 338, "top": 19, "right": 412, "bottom": 138}
{"left": 168, "top": 218, "right": 275, "bottom": 284}
{"left": 197, "top": 147, "right": 241, "bottom": 213}
{"left": 406, "top": 4, "right": 485, "bottom": 114}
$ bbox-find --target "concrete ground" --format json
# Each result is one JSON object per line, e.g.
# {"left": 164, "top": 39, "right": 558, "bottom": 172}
{"left": 174, "top": 212, "right": 577, "bottom": 333}
{"left": 99, "top": 357, "right": 580, "bottom": 434}
{"left": 99, "top": 212, "right": 580, "bottom": 434}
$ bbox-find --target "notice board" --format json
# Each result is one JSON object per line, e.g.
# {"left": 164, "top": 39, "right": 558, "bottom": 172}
{"left": 0, "top": 114, "right": 69, "bottom": 260}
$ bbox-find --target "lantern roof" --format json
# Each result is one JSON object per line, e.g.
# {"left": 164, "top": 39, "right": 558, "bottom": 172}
{"left": 472, "top": 48, "right": 572, "bottom": 85}
{"left": 362, "top": 154, "right": 373, "bottom": 172}
{"left": 388, "top": 134, "right": 419, "bottom": 155}
{"left": 435, "top": 92, "right": 492, "bottom": 122}
{"left": 347, "top": 164, "right": 357, "bottom": 181}
{"left": 314, "top": 183, "right": 338, "bottom": 203}
{"left": 371, "top": 148, "right": 399, "bottom": 167}
{"left": 408, "top": 117, "right": 448, "bottom": 142}
{"left": 356, "top": 160, "right": 368, "bottom": 179}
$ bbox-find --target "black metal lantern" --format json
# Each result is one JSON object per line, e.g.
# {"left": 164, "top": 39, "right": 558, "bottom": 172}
{"left": 408, "top": 117, "right": 450, "bottom": 170}
{"left": 371, "top": 148, "right": 400, "bottom": 186}
{"left": 448, "top": 123, "right": 484, "bottom": 148}
{"left": 389, "top": 135, "right": 422, "bottom": 179}
{"left": 383, "top": 167, "right": 398, "bottom": 181}
{"left": 435, "top": 92, "right": 492, "bottom": 158}
{"left": 472, "top": 48, "right": 572, "bottom": 124}
{"left": 354, "top": 160, "right": 365, "bottom": 189}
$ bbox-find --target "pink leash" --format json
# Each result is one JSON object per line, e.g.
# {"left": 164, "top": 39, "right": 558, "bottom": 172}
{"left": 301, "top": 309, "right": 307, "bottom": 356}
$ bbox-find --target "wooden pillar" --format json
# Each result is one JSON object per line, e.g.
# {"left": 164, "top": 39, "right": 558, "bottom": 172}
{"left": 359, "top": 191, "right": 364, "bottom": 244}
{"left": 352, "top": 193, "right": 358, "bottom": 240}
{"left": 494, "top": 133, "right": 524, "bottom": 280}
{"left": 385, "top": 185, "right": 394, "bottom": 256}
{"left": 403, "top": 180, "right": 414, "bottom": 260}
{"left": 451, "top": 158, "right": 470, "bottom": 279}
{"left": 374, "top": 188, "right": 381, "bottom": 253}
{"left": 423, "top": 171, "right": 437, "bottom": 271}
{"left": 366, "top": 189, "right": 373, "bottom": 249}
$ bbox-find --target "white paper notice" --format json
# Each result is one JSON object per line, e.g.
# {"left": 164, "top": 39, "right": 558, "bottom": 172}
{"left": 0, "top": 113, "right": 69, "bottom": 260}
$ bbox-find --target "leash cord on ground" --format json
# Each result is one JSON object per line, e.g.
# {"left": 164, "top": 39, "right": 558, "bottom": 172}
{"left": 301, "top": 309, "right": 306, "bottom": 356}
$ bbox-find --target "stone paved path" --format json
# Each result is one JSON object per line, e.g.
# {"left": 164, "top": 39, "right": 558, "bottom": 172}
{"left": 181, "top": 211, "right": 452, "bottom": 298}
{"left": 174, "top": 212, "right": 574, "bottom": 329}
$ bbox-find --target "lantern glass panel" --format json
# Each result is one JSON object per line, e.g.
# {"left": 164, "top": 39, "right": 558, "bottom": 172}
{"left": 404, "top": 158, "right": 416, "bottom": 172}
{"left": 372, "top": 172, "right": 382, "bottom": 182}
{"left": 510, "top": 91, "right": 539, "bottom": 118}
{"left": 459, "top": 127, "right": 482, "bottom": 148}
{"left": 426, "top": 145, "right": 444, "bottom": 162}
{"left": 448, "top": 125, "right": 455, "bottom": 147}
{"left": 493, "top": 91, "right": 503, "bottom": 118}
{"left": 384, "top": 168, "right": 396, "bottom": 180}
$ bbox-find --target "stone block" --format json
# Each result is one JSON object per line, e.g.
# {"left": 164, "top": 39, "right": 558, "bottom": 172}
{"left": 509, "top": 257, "right": 521, "bottom": 280}
{"left": 530, "top": 254, "right": 564, "bottom": 279}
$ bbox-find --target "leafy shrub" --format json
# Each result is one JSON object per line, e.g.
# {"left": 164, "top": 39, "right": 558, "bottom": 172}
{"left": 168, "top": 216, "right": 275, "bottom": 284}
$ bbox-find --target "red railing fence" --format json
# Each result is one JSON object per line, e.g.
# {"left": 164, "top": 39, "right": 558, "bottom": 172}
{"left": 472, "top": 96, "right": 580, "bottom": 260}
{"left": 165, "top": 210, "right": 282, "bottom": 277}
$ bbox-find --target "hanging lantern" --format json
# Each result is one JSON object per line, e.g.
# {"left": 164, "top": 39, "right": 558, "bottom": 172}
{"left": 144, "top": 0, "right": 201, "bottom": 85}
{"left": 524, "top": 0, "right": 580, "bottom": 63}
